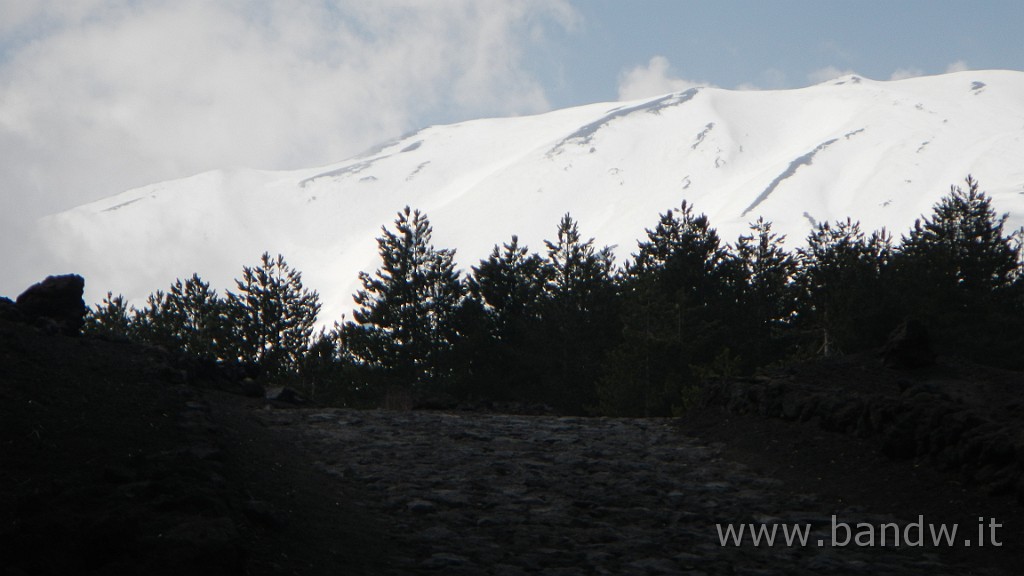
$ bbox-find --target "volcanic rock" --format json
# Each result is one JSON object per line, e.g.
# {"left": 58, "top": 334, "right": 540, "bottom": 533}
{"left": 882, "top": 318, "right": 935, "bottom": 369}
{"left": 15, "top": 274, "right": 87, "bottom": 335}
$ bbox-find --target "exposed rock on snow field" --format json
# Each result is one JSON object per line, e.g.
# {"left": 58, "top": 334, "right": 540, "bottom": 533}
{"left": 37, "top": 70, "right": 1024, "bottom": 321}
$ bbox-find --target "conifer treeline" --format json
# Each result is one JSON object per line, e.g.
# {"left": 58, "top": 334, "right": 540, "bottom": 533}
{"left": 86, "top": 177, "right": 1024, "bottom": 415}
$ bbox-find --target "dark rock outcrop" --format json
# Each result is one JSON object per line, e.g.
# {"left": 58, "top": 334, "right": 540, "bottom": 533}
{"left": 265, "top": 386, "right": 304, "bottom": 404}
{"left": 15, "top": 274, "right": 87, "bottom": 335}
{"left": 0, "top": 296, "right": 21, "bottom": 322}
{"left": 881, "top": 318, "right": 935, "bottom": 369}
{"left": 700, "top": 362, "right": 1024, "bottom": 504}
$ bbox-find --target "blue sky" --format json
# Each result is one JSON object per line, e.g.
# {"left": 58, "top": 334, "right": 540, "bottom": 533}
{"left": 2, "top": 0, "right": 1023, "bottom": 236}
{"left": 541, "top": 1, "right": 1024, "bottom": 107}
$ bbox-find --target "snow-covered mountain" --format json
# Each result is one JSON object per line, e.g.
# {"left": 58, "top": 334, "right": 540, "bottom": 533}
{"left": 38, "top": 70, "right": 1024, "bottom": 324}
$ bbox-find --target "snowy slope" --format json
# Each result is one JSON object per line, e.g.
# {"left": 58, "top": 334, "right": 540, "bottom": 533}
{"left": 37, "top": 70, "right": 1024, "bottom": 324}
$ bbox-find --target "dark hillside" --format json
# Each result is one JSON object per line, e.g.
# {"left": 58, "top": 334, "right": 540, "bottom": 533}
{"left": 680, "top": 352, "right": 1024, "bottom": 573}
{"left": 0, "top": 316, "right": 392, "bottom": 575}
{"left": 0, "top": 315, "right": 245, "bottom": 574}
{"left": 3, "top": 274, "right": 1022, "bottom": 574}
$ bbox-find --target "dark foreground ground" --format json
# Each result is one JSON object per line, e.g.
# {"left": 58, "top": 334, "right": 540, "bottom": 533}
{"left": 1, "top": 317, "right": 1020, "bottom": 575}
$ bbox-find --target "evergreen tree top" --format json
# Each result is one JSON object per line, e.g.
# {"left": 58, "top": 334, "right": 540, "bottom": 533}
{"left": 901, "top": 176, "right": 1016, "bottom": 291}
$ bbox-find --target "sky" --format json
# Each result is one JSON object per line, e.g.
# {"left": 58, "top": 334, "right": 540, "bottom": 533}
{"left": 2, "top": 0, "right": 1024, "bottom": 292}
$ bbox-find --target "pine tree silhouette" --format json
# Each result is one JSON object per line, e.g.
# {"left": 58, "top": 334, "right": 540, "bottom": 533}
{"left": 225, "top": 253, "right": 321, "bottom": 382}
{"left": 346, "top": 207, "right": 464, "bottom": 393}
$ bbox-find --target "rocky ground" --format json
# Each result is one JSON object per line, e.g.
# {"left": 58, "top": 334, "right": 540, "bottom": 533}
{"left": 218, "top": 396, "right": 1018, "bottom": 576}
{"left": 2, "top": 314, "right": 1020, "bottom": 575}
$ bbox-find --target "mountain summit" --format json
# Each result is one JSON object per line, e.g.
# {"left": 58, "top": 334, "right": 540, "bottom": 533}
{"left": 38, "top": 70, "right": 1024, "bottom": 321}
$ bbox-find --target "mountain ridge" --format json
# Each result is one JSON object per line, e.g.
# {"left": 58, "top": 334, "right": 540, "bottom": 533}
{"left": 37, "top": 69, "right": 1024, "bottom": 323}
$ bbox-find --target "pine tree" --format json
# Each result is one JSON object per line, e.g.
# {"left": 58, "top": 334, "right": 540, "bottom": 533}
{"left": 894, "top": 176, "right": 1019, "bottom": 362}
{"left": 132, "top": 289, "right": 177, "bottom": 350}
{"left": 596, "top": 274, "right": 683, "bottom": 416}
{"left": 297, "top": 326, "right": 365, "bottom": 405}
{"left": 470, "top": 235, "right": 550, "bottom": 334}
{"left": 597, "top": 202, "right": 730, "bottom": 416}
{"left": 129, "top": 275, "right": 226, "bottom": 357}
{"left": 537, "top": 214, "right": 618, "bottom": 414}
{"left": 345, "top": 207, "right": 465, "bottom": 393}
{"left": 795, "top": 219, "right": 893, "bottom": 356}
{"left": 83, "top": 292, "right": 133, "bottom": 340}
{"left": 165, "top": 274, "right": 226, "bottom": 359}
{"left": 225, "top": 253, "right": 321, "bottom": 381}
{"left": 1005, "top": 228, "right": 1024, "bottom": 367}
{"left": 899, "top": 176, "right": 1016, "bottom": 294}
{"left": 465, "top": 236, "right": 551, "bottom": 401}
{"left": 545, "top": 214, "right": 616, "bottom": 310}
{"left": 630, "top": 201, "right": 727, "bottom": 304}
{"left": 727, "top": 218, "right": 797, "bottom": 366}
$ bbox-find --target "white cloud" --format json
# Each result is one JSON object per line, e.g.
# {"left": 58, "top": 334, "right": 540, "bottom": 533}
{"left": 946, "top": 59, "right": 970, "bottom": 73}
{"left": 0, "top": 0, "right": 575, "bottom": 295}
{"left": 890, "top": 67, "right": 924, "bottom": 81}
{"left": 617, "top": 56, "right": 711, "bottom": 101}
{"left": 0, "top": 3, "right": 572, "bottom": 204}
{"left": 807, "top": 65, "right": 857, "bottom": 85}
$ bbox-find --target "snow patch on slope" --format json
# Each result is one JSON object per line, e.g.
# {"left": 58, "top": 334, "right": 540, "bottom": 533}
{"left": 548, "top": 88, "right": 700, "bottom": 156}
{"left": 742, "top": 128, "right": 868, "bottom": 217}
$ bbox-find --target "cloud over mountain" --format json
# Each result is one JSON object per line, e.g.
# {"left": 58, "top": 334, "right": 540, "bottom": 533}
{"left": 0, "top": 0, "right": 576, "bottom": 294}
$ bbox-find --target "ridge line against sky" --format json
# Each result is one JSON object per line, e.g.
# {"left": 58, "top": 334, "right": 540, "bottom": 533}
{"left": 1, "top": 0, "right": 1023, "bottom": 272}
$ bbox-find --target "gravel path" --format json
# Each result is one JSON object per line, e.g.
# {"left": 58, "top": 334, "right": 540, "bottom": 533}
{"left": 244, "top": 406, "right": 1003, "bottom": 575}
